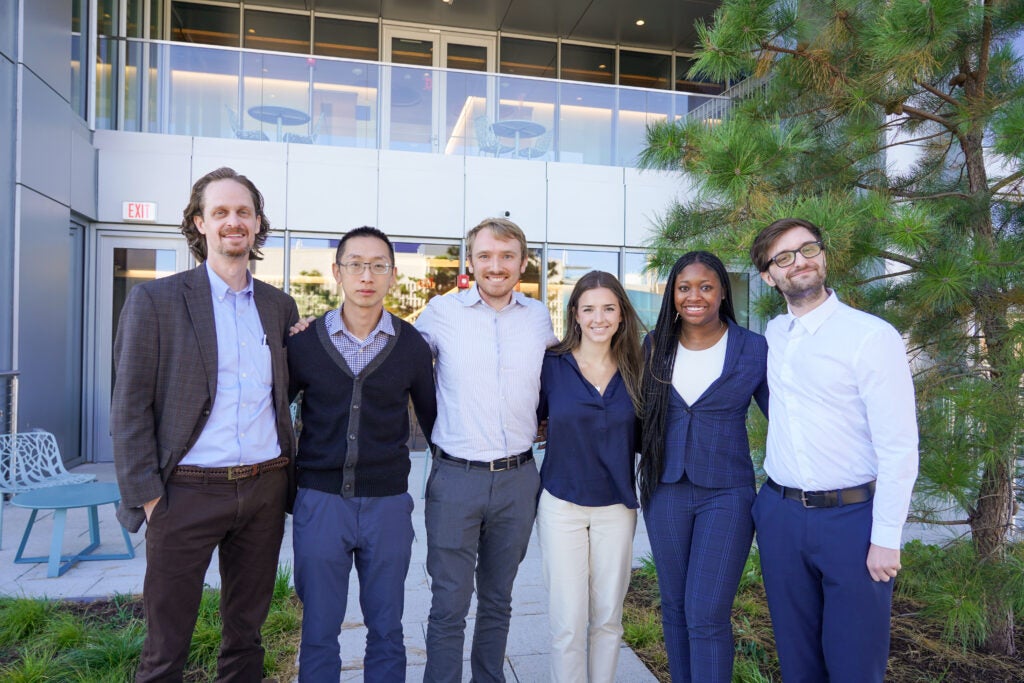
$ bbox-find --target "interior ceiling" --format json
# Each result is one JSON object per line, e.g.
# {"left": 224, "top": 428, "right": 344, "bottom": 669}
{"left": 294, "top": 0, "right": 721, "bottom": 53}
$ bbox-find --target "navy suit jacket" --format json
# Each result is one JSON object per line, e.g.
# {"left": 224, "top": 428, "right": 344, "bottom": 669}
{"left": 658, "top": 320, "right": 769, "bottom": 489}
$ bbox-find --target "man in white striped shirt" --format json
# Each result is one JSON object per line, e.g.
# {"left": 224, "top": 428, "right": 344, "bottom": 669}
{"left": 416, "top": 218, "right": 557, "bottom": 683}
{"left": 749, "top": 217, "right": 919, "bottom": 683}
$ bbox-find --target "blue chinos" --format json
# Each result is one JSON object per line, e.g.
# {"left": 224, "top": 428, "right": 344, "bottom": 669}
{"left": 644, "top": 478, "right": 754, "bottom": 683}
{"left": 293, "top": 487, "right": 415, "bottom": 683}
{"left": 753, "top": 484, "right": 893, "bottom": 683}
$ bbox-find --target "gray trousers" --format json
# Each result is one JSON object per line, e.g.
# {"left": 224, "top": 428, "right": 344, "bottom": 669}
{"left": 423, "top": 456, "right": 540, "bottom": 683}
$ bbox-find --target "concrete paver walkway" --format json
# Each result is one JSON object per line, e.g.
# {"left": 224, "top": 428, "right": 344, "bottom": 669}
{"left": 0, "top": 458, "right": 655, "bottom": 682}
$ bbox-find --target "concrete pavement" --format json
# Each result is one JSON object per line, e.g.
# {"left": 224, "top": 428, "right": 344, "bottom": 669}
{"left": 0, "top": 456, "right": 656, "bottom": 682}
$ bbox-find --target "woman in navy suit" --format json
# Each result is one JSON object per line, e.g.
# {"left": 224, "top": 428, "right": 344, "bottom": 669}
{"left": 639, "top": 251, "right": 769, "bottom": 683}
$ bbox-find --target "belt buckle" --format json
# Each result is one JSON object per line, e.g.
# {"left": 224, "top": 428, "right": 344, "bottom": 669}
{"left": 489, "top": 458, "right": 504, "bottom": 472}
{"left": 800, "top": 490, "right": 818, "bottom": 509}
{"left": 226, "top": 464, "right": 254, "bottom": 481}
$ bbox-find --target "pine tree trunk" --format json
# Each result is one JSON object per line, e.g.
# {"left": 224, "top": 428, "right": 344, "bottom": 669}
{"left": 972, "top": 457, "right": 1016, "bottom": 655}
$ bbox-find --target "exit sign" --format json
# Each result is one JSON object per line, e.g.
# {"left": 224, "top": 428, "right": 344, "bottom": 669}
{"left": 123, "top": 201, "right": 157, "bottom": 222}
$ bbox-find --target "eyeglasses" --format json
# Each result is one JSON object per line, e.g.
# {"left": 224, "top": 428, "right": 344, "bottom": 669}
{"left": 767, "top": 240, "right": 824, "bottom": 269}
{"left": 336, "top": 261, "right": 393, "bottom": 275}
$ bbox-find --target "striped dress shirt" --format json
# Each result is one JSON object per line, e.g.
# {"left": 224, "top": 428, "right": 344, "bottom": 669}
{"left": 415, "top": 285, "right": 557, "bottom": 462}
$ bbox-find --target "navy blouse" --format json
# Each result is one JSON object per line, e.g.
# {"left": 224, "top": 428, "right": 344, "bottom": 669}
{"left": 537, "top": 351, "right": 639, "bottom": 509}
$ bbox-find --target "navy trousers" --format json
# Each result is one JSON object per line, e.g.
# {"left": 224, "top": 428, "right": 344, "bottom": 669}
{"left": 753, "top": 484, "right": 894, "bottom": 683}
{"left": 644, "top": 478, "right": 755, "bottom": 683}
{"left": 293, "top": 488, "right": 414, "bottom": 683}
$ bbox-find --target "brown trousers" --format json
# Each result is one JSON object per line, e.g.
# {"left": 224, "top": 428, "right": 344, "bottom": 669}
{"left": 135, "top": 468, "right": 286, "bottom": 682}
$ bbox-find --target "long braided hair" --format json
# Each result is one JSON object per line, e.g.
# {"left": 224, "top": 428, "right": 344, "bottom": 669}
{"left": 638, "top": 251, "right": 737, "bottom": 506}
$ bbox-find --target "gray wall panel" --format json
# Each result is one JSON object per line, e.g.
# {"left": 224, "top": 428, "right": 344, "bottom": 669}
{"left": 20, "top": 69, "right": 72, "bottom": 205}
{"left": 0, "top": 56, "right": 14, "bottom": 372}
{"left": 70, "top": 118, "right": 96, "bottom": 218}
{"left": 0, "top": 0, "right": 15, "bottom": 63}
{"left": 23, "top": 0, "right": 70, "bottom": 101}
{"left": 17, "top": 186, "right": 81, "bottom": 460}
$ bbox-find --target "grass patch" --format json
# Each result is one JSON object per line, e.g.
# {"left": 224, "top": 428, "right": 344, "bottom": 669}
{"left": 0, "top": 567, "right": 302, "bottom": 682}
{"left": 623, "top": 546, "right": 1024, "bottom": 682}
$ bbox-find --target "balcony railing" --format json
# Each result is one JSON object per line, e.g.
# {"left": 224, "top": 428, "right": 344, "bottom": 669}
{"left": 93, "top": 38, "right": 729, "bottom": 168}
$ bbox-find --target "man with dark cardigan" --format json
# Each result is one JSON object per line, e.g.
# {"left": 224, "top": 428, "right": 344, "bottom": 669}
{"left": 286, "top": 226, "right": 436, "bottom": 681}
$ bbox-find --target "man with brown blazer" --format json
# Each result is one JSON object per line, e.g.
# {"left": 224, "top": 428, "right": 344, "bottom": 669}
{"left": 111, "top": 167, "right": 299, "bottom": 682}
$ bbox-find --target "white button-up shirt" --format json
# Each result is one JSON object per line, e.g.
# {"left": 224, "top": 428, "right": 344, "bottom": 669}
{"left": 764, "top": 291, "right": 919, "bottom": 549}
{"left": 415, "top": 285, "right": 556, "bottom": 462}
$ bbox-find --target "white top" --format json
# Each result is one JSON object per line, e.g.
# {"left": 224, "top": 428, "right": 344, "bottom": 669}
{"left": 415, "top": 284, "right": 557, "bottom": 462}
{"left": 764, "top": 291, "right": 919, "bottom": 549}
{"left": 671, "top": 329, "right": 728, "bottom": 405}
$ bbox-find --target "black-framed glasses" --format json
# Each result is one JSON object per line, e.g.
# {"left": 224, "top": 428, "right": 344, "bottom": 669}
{"left": 336, "top": 261, "right": 393, "bottom": 275}
{"left": 767, "top": 240, "right": 823, "bottom": 269}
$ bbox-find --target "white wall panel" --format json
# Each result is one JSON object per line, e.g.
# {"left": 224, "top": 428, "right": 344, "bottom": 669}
{"left": 192, "top": 138, "right": 289, "bottom": 230}
{"left": 547, "top": 163, "right": 625, "bottom": 245}
{"left": 94, "top": 131, "right": 193, "bottom": 224}
{"left": 464, "top": 157, "right": 547, "bottom": 243}
{"left": 20, "top": 69, "right": 71, "bottom": 205}
{"left": 378, "top": 150, "right": 464, "bottom": 239}
{"left": 624, "top": 168, "right": 693, "bottom": 247}
{"left": 23, "top": 0, "right": 68, "bottom": 100}
{"left": 286, "top": 145, "right": 378, "bottom": 232}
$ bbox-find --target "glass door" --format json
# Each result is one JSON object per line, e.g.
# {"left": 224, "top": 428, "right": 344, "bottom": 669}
{"left": 87, "top": 233, "right": 190, "bottom": 462}
{"left": 381, "top": 25, "right": 494, "bottom": 153}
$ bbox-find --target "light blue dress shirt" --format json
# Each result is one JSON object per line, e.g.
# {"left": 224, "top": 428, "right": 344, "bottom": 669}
{"left": 180, "top": 262, "right": 279, "bottom": 467}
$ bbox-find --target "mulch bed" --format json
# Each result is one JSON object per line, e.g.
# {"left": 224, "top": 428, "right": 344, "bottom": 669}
{"left": 624, "top": 568, "right": 1024, "bottom": 682}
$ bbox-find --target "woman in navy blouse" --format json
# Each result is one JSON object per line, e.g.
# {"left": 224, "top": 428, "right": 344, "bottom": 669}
{"left": 536, "top": 270, "right": 644, "bottom": 683}
{"left": 639, "top": 251, "right": 769, "bottom": 683}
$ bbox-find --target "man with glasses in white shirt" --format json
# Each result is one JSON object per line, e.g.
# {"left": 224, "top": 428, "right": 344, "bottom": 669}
{"left": 416, "top": 218, "right": 557, "bottom": 683}
{"left": 749, "top": 217, "right": 918, "bottom": 683}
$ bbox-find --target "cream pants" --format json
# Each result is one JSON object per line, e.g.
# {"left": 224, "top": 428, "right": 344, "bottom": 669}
{"left": 536, "top": 489, "right": 637, "bottom": 683}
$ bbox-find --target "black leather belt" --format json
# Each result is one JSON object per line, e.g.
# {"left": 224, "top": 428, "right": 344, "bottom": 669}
{"left": 437, "top": 448, "right": 534, "bottom": 472}
{"left": 766, "top": 477, "right": 875, "bottom": 508}
{"left": 171, "top": 455, "right": 289, "bottom": 482}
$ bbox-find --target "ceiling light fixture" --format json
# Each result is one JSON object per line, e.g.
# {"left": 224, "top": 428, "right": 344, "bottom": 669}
{"left": 441, "top": 0, "right": 454, "bottom": 5}
{"left": 636, "top": 19, "right": 646, "bottom": 26}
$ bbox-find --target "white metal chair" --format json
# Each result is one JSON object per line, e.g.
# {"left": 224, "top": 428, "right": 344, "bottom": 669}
{"left": 474, "top": 116, "right": 513, "bottom": 157}
{"left": 0, "top": 431, "right": 97, "bottom": 548}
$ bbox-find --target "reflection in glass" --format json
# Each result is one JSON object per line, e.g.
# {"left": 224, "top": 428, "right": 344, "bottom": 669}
{"left": 391, "top": 38, "right": 433, "bottom": 67}
{"left": 112, "top": 248, "right": 177, "bottom": 367}
{"left": 447, "top": 44, "right": 487, "bottom": 72}
{"left": 558, "top": 81, "right": 614, "bottom": 165}
{"left": 244, "top": 10, "right": 310, "bottom": 55}
{"left": 623, "top": 252, "right": 663, "bottom": 331}
{"left": 389, "top": 242, "right": 462, "bottom": 321}
{"left": 277, "top": 237, "right": 339, "bottom": 318}
{"left": 546, "top": 249, "right": 620, "bottom": 338}
{"left": 500, "top": 37, "right": 557, "bottom": 79}
{"left": 315, "top": 17, "right": 378, "bottom": 61}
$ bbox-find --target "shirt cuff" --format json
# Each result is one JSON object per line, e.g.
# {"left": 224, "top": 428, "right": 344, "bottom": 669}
{"left": 870, "top": 522, "right": 904, "bottom": 549}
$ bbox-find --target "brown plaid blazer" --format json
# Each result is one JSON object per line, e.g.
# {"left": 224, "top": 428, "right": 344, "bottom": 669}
{"left": 110, "top": 264, "right": 299, "bottom": 532}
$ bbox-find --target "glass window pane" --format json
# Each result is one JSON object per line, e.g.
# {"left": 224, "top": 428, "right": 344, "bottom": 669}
{"left": 619, "top": 50, "right": 671, "bottom": 90}
{"left": 282, "top": 237, "right": 341, "bottom": 318}
{"left": 310, "top": 58, "right": 380, "bottom": 148}
{"left": 558, "top": 81, "right": 614, "bottom": 165}
{"left": 499, "top": 37, "right": 556, "bottom": 79}
{"left": 560, "top": 43, "right": 614, "bottom": 85}
{"left": 244, "top": 10, "right": 310, "bottom": 55}
{"left": 447, "top": 43, "right": 487, "bottom": 72}
{"left": 171, "top": 2, "right": 239, "bottom": 47}
{"left": 675, "top": 56, "right": 726, "bottom": 95}
{"left": 390, "top": 242, "right": 462, "bottom": 320}
{"left": 623, "top": 252, "right": 663, "bottom": 331}
{"left": 314, "top": 17, "right": 378, "bottom": 61}
{"left": 546, "top": 249, "right": 620, "bottom": 339}
{"left": 517, "top": 247, "right": 545, "bottom": 303}
{"left": 729, "top": 272, "right": 750, "bottom": 328}
{"left": 391, "top": 37, "right": 433, "bottom": 67}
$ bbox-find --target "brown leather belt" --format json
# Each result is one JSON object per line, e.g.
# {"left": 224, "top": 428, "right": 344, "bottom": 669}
{"left": 171, "top": 455, "right": 288, "bottom": 482}
{"left": 766, "top": 477, "right": 875, "bottom": 508}
{"left": 437, "top": 449, "right": 534, "bottom": 472}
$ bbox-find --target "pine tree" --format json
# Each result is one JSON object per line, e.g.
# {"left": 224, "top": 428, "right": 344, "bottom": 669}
{"left": 640, "top": 0, "right": 1024, "bottom": 653}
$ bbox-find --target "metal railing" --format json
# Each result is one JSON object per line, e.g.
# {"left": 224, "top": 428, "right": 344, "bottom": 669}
{"left": 92, "top": 37, "right": 729, "bottom": 169}
{"left": 0, "top": 371, "right": 18, "bottom": 436}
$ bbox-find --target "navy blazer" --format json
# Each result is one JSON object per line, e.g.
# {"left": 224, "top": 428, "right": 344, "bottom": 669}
{"left": 656, "top": 320, "right": 769, "bottom": 489}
